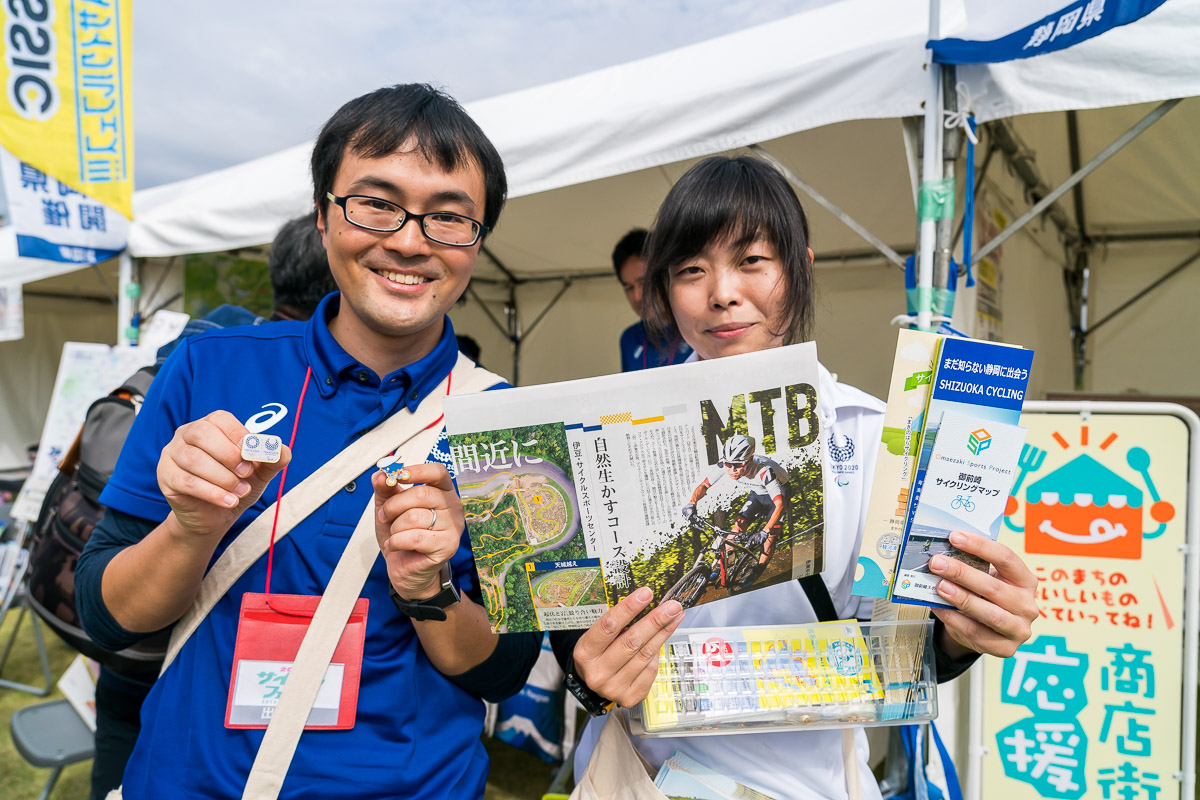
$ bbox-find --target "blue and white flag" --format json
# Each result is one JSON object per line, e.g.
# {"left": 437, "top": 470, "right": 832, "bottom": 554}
{"left": 930, "top": 0, "right": 1170, "bottom": 64}
{"left": 0, "top": 146, "right": 128, "bottom": 264}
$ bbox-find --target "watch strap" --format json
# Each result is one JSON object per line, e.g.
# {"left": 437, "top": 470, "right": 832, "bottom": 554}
{"left": 389, "top": 564, "right": 460, "bottom": 622}
{"left": 564, "top": 654, "right": 614, "bottom": 717}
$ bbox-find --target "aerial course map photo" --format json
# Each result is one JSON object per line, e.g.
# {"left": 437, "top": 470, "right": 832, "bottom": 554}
{"left": 451, "top": 422, "right": 594, "bottom": 632}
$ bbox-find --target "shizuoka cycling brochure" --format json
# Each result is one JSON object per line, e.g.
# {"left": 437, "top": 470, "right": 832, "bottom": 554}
{"left": 888, "top": 336, "right": 1033, "bottom": 608}
{"left": 442, "top": 343, "right": 826, "bottom": 633}
{"left": 890, "top": 411, "right": 1027, "bottom": 607}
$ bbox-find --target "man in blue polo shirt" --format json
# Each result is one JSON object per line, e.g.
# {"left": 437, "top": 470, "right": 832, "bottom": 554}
{"left": 614, "top": 228, "right": 691, "bottom": 371}
{"left": 76, "top": 84, "right": 539, "bottom": 799}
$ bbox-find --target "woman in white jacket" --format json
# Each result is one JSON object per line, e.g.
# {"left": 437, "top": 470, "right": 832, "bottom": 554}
{"left": 551, "top": 154, "right": 1039, "bottom": 799}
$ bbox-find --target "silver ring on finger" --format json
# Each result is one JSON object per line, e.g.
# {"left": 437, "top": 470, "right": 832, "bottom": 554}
{"left": 426, "top": 507, "right": 438, "bottom": 530}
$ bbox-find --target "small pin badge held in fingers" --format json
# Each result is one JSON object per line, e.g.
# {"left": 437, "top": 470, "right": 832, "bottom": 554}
{"left": 240, "top": 433, "right": 282, "bottom": 463}
{"left": 376, "top": 454, "right": 406, "bottom": 487}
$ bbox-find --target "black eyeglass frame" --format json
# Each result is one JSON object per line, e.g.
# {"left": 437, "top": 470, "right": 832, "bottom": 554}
{"left": 325, "top": 192, "right": 488, "bottom": 247}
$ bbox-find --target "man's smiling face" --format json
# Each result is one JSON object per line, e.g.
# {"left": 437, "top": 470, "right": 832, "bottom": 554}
{"left": 317, "top": 143, "right": 485, "bottom": 349}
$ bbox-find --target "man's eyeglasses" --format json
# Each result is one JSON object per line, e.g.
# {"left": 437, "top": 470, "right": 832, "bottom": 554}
{"left": 326, "top": 193, "right": 487, "bottom": 247}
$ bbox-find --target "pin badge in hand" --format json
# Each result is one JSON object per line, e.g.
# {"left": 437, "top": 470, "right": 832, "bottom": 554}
{"left": 240, "top": 433, "right": 282, "bottom": 463}
{"left": 376, "top": 454, "right": 406, "bottom": 487}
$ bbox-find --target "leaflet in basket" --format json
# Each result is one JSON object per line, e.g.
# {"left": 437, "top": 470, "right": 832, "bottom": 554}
{"left": 442, "top": 343, "right": 826, "bottom": 633}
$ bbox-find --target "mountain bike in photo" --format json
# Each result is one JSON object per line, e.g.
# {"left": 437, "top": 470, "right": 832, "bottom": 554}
{"left": 661, "top": 513, "right": 768, "bottom": 609}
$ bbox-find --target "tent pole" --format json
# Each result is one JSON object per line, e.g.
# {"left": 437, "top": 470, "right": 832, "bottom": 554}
{"left": 481, "top": 245, "right": 519, "bottom": 284}
{"left": 524, "top": 279, "right": 573, "bottom": 338}
{"left": 506, "top": 283, "right": 520, "bottom": 386}
{"left": 915, "top": 0, "right": 943, "bottom": 332}
{"left": 933, "top": 65, "right": 960, "bottom": 323}
{"left": 972, "top": 99, "right": 1180, "bottom": 267}
{"left": 1066, "top": 111, "right": 1090, "bottom": 391}
{"left": 749, "top": 146, "right": 905, "bottom": 269}
{"left": 465, "top": 284, "right": 510, "bottom": 340}
{"left": 1081, "top": 247, "right": 1200, "bottom": 338}
{"left": 117, "top": 252, "right": 137, "bottom": 345}
{"left": 1076, "top": 261, "right": 1090, "bottom": 391}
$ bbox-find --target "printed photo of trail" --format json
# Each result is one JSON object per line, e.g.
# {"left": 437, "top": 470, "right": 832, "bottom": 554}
{"left": 452, "top": 422, "right": 584, "bottom": 632}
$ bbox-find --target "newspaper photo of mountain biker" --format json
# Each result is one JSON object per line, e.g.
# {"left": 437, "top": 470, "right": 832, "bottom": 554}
{"left": 444, "top": 342, "right": 828, "bottom": 630}
{"left": 657, "top": 425, "right": 824, "bottom": 609}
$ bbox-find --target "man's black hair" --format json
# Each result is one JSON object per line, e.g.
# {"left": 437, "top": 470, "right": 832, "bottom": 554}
{"left": 643, "top": 155, "right": 814, "bottom": 348}
{"left": 611, "top": 228, "right": 649, "bottom": 278}
{"left": 268, "top": 211, "right": 338, "bottom": 320}
{"left": 311, "top": 83, "right": 507, "bottom": 234}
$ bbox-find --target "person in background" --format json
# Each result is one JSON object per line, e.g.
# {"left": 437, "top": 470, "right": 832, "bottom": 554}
{"left": 614, "top": 228, "right": 691, "bottom": 371}
{"left": 88, "top": 211, "right": 334, "bottom": 800}
{"left": 456, "top": 334, "right": 482, "bottom": 365}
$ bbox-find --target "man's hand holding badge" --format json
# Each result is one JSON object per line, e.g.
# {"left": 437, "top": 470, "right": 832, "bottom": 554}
{"left": 371, "top": 462, "right": 465, "bottom": 604}
{"left": 158, "top": 411, "right": 292, "bottom": 541}
{"left": 103, "top": 411, "right": 293, "bottom": 637}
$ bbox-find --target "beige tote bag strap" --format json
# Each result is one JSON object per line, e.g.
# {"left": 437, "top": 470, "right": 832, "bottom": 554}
{"left": 843, "top": 728, "right": 864, "bottom": 800}
{"left": 161, "top": 354, "right": 501, "bottom": 672}
{"left": 568, "top": 713, "right": 667, "bottom": 800}
{"left": 241, "top": 420, "right": 444, "bottom": 799}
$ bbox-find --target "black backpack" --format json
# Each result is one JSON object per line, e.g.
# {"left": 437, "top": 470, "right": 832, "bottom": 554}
{"left": 25, "top": 365, "right": 170, "bottom": 679}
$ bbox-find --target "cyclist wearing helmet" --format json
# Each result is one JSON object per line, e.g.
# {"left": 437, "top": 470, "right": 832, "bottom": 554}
{"left": 682, "top": 434, "right": 789, "bottom": 567}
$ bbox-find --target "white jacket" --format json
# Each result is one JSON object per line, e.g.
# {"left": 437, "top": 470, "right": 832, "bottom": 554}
{"left": 573, "top": 362, "right": 887, "bottom": 800}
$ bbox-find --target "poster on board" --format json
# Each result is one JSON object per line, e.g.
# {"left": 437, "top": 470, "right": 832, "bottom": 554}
{"left": 982, "top": 408, "right": 1191, "bottom": 800}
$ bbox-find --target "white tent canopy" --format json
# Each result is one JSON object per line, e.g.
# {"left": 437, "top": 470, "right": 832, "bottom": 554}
{"left": 123, "top": 0, "right": 1200, "bottom": 270}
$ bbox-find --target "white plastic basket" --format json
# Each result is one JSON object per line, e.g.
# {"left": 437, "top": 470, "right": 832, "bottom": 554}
{"left": 629, "top": 619, "right": 938, "bottom": 737}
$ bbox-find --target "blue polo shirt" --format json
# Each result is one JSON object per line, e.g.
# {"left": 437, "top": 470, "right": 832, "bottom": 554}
{"left": 619, "top": 321, "right": 692, "bottom": 372}
{"left": 79, "top": 294, "right": 505, "bottom": 799}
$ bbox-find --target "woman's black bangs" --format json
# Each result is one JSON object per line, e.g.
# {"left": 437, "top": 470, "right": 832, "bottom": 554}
{"left": 660, "top": 162, "right": 784, "bottom": 269}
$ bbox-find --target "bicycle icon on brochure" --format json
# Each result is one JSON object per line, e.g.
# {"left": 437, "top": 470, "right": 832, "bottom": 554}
{"left": 950, "top": 494, "right": 976, "bottom": 513}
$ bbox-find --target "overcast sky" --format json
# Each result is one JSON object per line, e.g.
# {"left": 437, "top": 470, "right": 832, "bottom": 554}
{"left": 135, "top": 1, "right": 810, "bottom": 189}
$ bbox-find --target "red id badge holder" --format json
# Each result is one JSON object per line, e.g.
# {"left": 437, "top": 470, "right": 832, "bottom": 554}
{"left": 225, "top": 593, "right": 368, "bottom": 730}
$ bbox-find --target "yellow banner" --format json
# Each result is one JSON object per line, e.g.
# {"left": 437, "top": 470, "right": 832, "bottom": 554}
{"left": 983, "top": 410, "right": 1189, "bottom": 800}
{"left": 0, "top": 0, "right": 133, "bottom": 219}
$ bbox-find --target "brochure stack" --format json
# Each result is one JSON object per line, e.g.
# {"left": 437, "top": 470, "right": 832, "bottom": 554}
{"left": 889, "top": 336, "right": 1033, "bottom": 608}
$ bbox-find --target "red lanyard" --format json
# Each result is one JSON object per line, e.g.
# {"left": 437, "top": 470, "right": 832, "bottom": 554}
{"left": 264, "top": 366, "right": 312, "bottom": 596}
{"left": 261, "top": 366, "right": 453, "bottom": 596}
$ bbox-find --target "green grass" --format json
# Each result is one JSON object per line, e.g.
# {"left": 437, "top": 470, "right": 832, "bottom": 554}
{"left": 0, "top": 608, "right": 568, "bottom": 800}
{"left": 0, "top": 608, "right": 91, "bottom": 800}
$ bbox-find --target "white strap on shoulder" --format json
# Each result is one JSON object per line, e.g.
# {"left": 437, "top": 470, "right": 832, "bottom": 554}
{"left": 161, "top": 353, "right": 501, "bottom": 672}
{"left": 242, "top": 419, "right": 444, "bottom": 798}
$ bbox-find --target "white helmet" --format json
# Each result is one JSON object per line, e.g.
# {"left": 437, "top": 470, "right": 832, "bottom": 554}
{"left": 720, "top": 434, "right": 755, "bottom": 466}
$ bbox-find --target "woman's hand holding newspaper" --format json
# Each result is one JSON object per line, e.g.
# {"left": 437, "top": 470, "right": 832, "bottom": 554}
{"left": 572, "top": 587, "right": 685, "bottom": 708}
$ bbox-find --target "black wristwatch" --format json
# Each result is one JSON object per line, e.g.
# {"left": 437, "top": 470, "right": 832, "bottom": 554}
{"left": 564, "top": 654, "right": 614, "bottom": 717}
{"left": 389, "top": 564, "right": 460, "bottom": 622}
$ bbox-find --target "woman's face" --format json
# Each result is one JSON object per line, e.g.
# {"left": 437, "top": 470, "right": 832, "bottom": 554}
{"left": 668, "top": 234, "right": 808, "bottom": 360}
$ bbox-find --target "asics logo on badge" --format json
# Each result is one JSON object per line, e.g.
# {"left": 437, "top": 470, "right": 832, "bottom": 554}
{"left": 827, "top": 432, "right": 855, "bottom": 462}
{"left": 245, "top": 403, "right": 288, "bottom": 433}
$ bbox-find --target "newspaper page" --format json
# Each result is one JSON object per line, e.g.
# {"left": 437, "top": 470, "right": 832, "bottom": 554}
{"left": 444, "top": 343, "right": 826, "bottom": 633}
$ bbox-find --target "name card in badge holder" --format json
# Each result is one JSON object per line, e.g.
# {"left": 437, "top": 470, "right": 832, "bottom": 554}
{"left": 225, "top": 592, "right": 369, "bottom": 730}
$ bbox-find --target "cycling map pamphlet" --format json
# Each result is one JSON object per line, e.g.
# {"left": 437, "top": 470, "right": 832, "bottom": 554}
{"left": 889, "top": 411, "right": 1027, "bottom": 607}
{"left": 442, "top": 343, "right": 826, "bottom": 633}
{"left": 888, "top": 335, "right": 1033, "bottom": 608}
